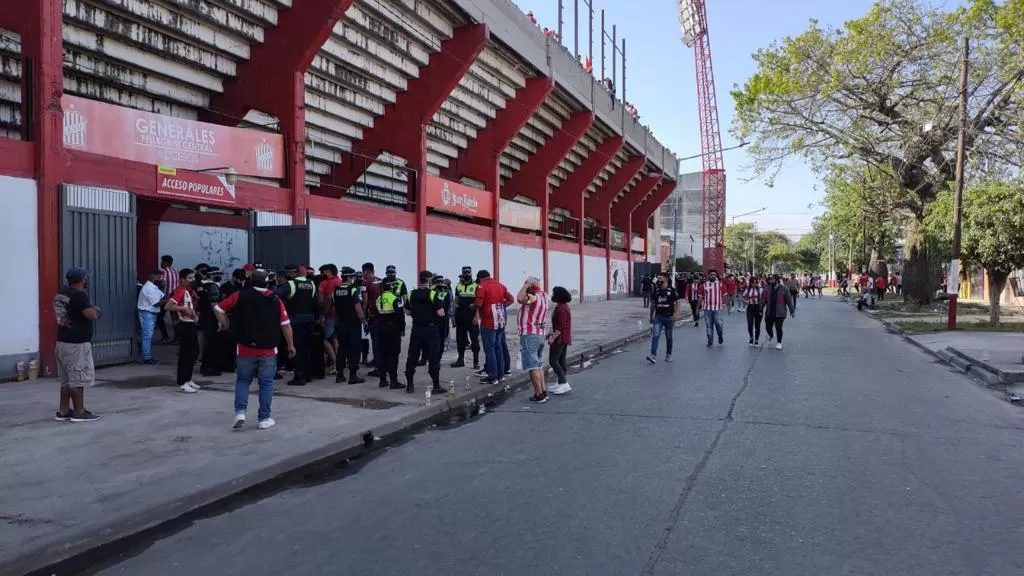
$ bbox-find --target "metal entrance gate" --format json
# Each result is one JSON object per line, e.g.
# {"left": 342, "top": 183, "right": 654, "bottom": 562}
{"left": 61, "top": 185, "right": 137, "bottom": 366}
{"left": 250, "top": 212, "right": 309, "bottom": 272}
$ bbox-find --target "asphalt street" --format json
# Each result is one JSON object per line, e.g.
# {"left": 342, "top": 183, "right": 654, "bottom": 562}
{"left": 88, "top": 297, "right": 1024, "bottom": 576}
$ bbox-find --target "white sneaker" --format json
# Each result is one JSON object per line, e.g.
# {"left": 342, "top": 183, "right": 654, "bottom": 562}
{"left": 187, "top": 380, "right": 202, "bottom": 390}
{"left": 257, "top": 418, "right": 276, "bottom": 430}
{"left": 232, "top": 412, "right": 246, "bottom": 430}
{"left": 775, "top": 343, "right": 783, "bottom": 350}
{"left": 178, "top": 382, "right": 198, "bottom": 394}
{"left": 549, "top": 383, "right": 572, "bottom": 395}
{"left": 767, "top": 336, "right": 774, "bottom": 344}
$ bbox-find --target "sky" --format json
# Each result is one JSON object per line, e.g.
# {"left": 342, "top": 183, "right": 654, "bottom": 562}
{"left": 512, "top": 0, "right": 881, "bottom": 239}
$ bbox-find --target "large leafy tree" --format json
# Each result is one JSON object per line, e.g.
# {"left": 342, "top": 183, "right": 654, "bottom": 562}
{"left": 819, "top": 163, "right": 903, "bottom": 276}
{"left": 731, "top": 0, "right": 1024, "bottom": 301}
{"left": 925, "top": 181, "right": 1024, "bottom": 325}
{"left": 724, "top": 223, "right": 790, "bottom": 274}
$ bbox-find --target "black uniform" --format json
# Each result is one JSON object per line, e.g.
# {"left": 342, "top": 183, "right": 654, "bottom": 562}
{"left": 405, "top": 287, "right": 445, "bottom": 392}
{"left": 283, "top": 275, "right": 318, "bottom": 384}
{"left": 196, "top": 278, "right": 222, "bottom": 376}
{"left": 332, "top": 279, "right": 364, "bottom": 382}
{"left": 218, "top": 280, "right": 243, "bottom": 371}
{"left": 452, "top": 280, "right": 480, "bottom": 367}
{"left": 375, "top": 287, "right": 405, "bottom": 388}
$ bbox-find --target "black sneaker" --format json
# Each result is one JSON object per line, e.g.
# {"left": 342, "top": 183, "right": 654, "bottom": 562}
{"left": 367, "top": 369, "right": 380, "bottom": 378}
{"left": 348, "top": 375, "right": 366, "bottom": 385}
{"left": 504, "top": 370, "right": 512, "bottom": 376}
{"left": 336, "top": 374, "right": 347, "bottom": 384}
{"left": 536, "top": 392, "right": 549, "bottom": 404}
{"left": 70, "top": 410, "right": 100, "bottom": 423}
{"left": 142, "top": 359, "right": 160, "bottom": 365}
{"left": 430, "top": 385, "right": 446, "bottom": 395}
{"left": 480, "top": 377, "right": 499, "bottom": 385}
{"left": 417, "top": 359, "right": 428, "bottom": 367}
{"left": 54, "top": 410, "right": 72, "bottom": 422}
{"left": 529, "top": 394, "right": 540, "bottom": 402}
{"left": 475, "top": 367, "right": 488, "bottom": 376}
{"left": 286, "top": 379, "right": 306, "bottom": 386}
{"left": 718, "top": 336, "right": 724, "bottom": 345}
{"left": 378, "top": 379, "right": 389, "bottom": 388}
{"left": 390, "top": 381, "right": 406, "bottom": 390}
{"left": 450, "top": 359, "right": 465, "bottom": 368}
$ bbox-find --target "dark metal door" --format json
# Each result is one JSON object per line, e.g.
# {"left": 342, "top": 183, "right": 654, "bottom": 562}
{"left": 251, "top": 222, "right": 310, "bottom": 272}
{"left": 632, "top": 261, "right": 662, "bottom": 296}
{"left": 61, "top": 185, "right": 137, "bottom": 366}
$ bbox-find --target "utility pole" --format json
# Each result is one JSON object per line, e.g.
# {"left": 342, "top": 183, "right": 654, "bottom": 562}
{"left": 671, "top": 192, "right": 679, "bottom": 273}
{"left": 948, "top": 36, "right": 969, "bottom": 330}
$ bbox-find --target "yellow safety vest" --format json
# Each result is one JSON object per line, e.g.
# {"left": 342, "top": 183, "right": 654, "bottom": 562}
{"left": 377, "top": 291, "right": 399, "bottom": 314}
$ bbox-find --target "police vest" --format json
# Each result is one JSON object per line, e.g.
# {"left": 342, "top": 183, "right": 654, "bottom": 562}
{"left": 455, "top": 282, "right": 477, "bottom": 309}
{"left": 286, "top": 277, "right": 316, "bottom": 317}
{"left": 376, "top": 291, "right": 400, "bottom": 314}
{"left": 408, "top": 288, "right": 440, "bottom": 327}
{"left": 332, "top": 282, "right": 360, "bottom": 322}
{"left": 232, "top": 288, "right": 282, "bottom": 350}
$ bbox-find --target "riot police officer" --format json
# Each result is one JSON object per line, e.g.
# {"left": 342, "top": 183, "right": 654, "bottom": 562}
{"left": 375, "top": 277, "right": 405, "bottom": 389}
{"left": 404, "top": 270, "right": 446, "bottom": 395}
{"left": 279, "top": 264, "right": 318, "bottom": 385}
{"left": 433, "top": 275, "right": 452, "bottom": 362}
{"left": 451, "top": 266, "right": 480, "bottom": 369}
{"left": 333, "top": 266, "right": 366, "bottom": 384}
{"left": 197, "top": 265, "right": 222, "bottom": 376}
{"left": 384, "top": 264, "right": 409, "bottom": 303}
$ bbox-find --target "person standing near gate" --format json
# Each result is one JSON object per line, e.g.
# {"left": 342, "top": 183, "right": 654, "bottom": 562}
{"left": 375, "top": 277, "right": 405, "bottom": 389}
{"left": 333, "top": 266, "right": 366, "bottom": 384}
{"left": 450, "top": 266, "right": 480, "bottom": 369}
{"left": 158, "top": 255, "right": 177, "bottom": 344}
{"left": 54, "top": 267, "right": 101, "bottom": 422}
{"left": 432, "top": 275, "right": 452, "bottom": 363}
{"left": 474, "top": 270, "right": 514, "bottom": 385}
{"left": 280, "top": 265, "right": 318, "bottom": 386}
{"left": 214, "top": 270, "right": 295, "bottom": 431}
{"left": 404, "top": 270, "right": 446, "bottom": 395}
{"left": 166, "top": 268, "right": 201, "bottom": 393}
{"left": 136, "top": 269, "right": 165, "bottom": 365}
{"left": 197, "top": 266, "right": 223, "bottom": 377}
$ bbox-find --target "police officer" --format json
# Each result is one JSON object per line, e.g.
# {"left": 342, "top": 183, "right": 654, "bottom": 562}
{"left": 279, "top": 264, "right": 318, "bottom": 385}
{"left": 433, "top": 275, "right": 452, "bottom": 361}
{"left": 333, "top": 266, "right": 366, "bottom": 384}
{"left": 404, "top": 270, "right": 446, "bottom": 395}
{"left": 384, "top": 264, "right": 409, "bottom": 303}
{"left": 375, "top": 277, "right": 405, "bottom": 389}
{"left": 197, "top": 265, "right": 223, "bottom": 377}
{"left": 451, "top": 266, "right": 480, "bottom": 369}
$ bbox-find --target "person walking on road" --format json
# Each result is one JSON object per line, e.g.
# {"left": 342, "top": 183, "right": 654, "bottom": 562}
{"left": 700, "top": 270, "right": 725, "bottom": 348}
{"left": 547, "top": 286, "right": 573, "bottom": 395}
{"left": 762, "top": 274, "right": 796, "bottom": 349}
{"left": 475, "top": 270, "right": 514, "bottom": 385}
{"left": 517, "top": 276, "right": 550, "bottom": 402}
{"left": 54, "top": 267, "right": 101, "bottom": 422}
{"left": 647, "top": 273, "right": 680, "bottom": 363}
{"left": 684, "top": 273, "right": 701, "bottom": 327}
{"left": 404, "top": 270, "right": 446, "bottom": 395}
{"left": 640, "top": 274, "right": 653, "bottom": 308}
{"left": 215, "top": 270, "right": 295, "bottom": 431}
{"left": 742, "top": 278, "right": 765, "bottom": 347}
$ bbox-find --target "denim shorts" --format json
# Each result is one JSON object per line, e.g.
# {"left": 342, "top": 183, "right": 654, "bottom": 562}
{"left": 322, "top": 319, "right": 336, "bottom": 340}
{"left": 519, "top": 333, "right": 546, "bottom": 371}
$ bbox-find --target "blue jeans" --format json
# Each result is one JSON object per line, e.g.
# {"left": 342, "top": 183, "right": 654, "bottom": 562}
{"left": 235, "top": 355, "right": 277, "bottom": 421}
{"left": 138, "top": 310, "right": 157, "bottom": 360}
{"left": 481, "top": 327, "right": 505, "bottom": 380}
{"left": 650, "top": 315, "right": 674, "bottom": 356}
{"left": 499, "top": 328, "right": 510, "bottom": 372}
{"left": 704, "top": 309, "right": 724, "bottom": 344}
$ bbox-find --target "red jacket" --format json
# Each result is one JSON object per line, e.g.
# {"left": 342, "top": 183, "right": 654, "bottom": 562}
{"left": 474, "top": 278, "right": 514, "bottom": 329}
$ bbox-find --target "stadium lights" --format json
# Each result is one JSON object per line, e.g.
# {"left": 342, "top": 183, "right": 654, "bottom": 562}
{"left": 677, "top": 0, "right": 704, "bottom": 48}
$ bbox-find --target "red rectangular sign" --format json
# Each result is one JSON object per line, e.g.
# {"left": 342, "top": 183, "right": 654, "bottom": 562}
{"left": 155, "top": 166, "right": 237, "bottom": 205}
{"left": 424, "top": 175, "right": 494, "bottom": 219}
{"left": 62, "top": 95, "right": 285, "bottom": 178}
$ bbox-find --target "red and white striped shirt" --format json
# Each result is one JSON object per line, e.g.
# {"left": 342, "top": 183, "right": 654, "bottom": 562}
{"left": 742, "top": 285, "right": 763, "bottom": 303}
{"left": 162, "top": 265, "right": 179, "bottom": 295}
{"left": 700, "top": 280, "right": 724, "bottom": 311}
{"left": 518, "top": 290, "right": 548, "bottom": 336}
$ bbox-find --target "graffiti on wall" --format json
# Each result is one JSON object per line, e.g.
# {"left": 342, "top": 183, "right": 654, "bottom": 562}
{"left": 609, "top": 260, "right": 628, "bottom": 294}
{"left": 159, "top": 222, "right": 247, "bottom": 273}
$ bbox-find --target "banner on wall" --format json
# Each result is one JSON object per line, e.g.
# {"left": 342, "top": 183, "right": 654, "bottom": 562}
{"left": 499, "top": 199, "right": 542, "bottom": 230}
{"left": 424, "top": 175, "right": 494, "bottom": 219}
{"left": 610, "top": 229, "right": 626, "bottom": 250}
{"left": 61, "top": 95, "right": 285, "bottom": 178}
{"left": 155, "top": 165, "right": 237, "bottom": 205}
{"left": 609, "top": 259, "right": 628, "bottom": 294}
{"left": 630, "top": 236, "right": 644, "bottom": 252}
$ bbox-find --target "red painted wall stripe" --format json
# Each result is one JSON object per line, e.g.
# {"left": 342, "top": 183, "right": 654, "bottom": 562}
{"left": 426, "top": 214, "right": 491, "bottom": 242}
{"left": 610, "top": 249, "right": 628, "bottom": 260}
{"left": 582, "top": 244, "right": 606, "bottom": 258}
{"left": 0, "top": 138, "right": 32, "bottom": 178}
{"left": 305, "top": 194, "right": 415, "bottom": 230}
{"left": 499, "top": 228, "right": 542, "bottom": 249}
{"left": 548, "top": 237, "right": 579, "bottom": 254}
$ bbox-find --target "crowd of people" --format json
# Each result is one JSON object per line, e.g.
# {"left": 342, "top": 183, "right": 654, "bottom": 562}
{"left": 51, "top": 257, "right": 580, "bottom": 428}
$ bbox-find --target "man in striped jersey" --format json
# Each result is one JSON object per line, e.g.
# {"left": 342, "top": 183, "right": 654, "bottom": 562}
{"left": 158, "top": 255, "right": 178, "bottom": 344}
{"left": 699, "top": 270, "right": 726, "bottom": 348}
{"left": 517, "top": 276, "right": 550, "bottom": 403}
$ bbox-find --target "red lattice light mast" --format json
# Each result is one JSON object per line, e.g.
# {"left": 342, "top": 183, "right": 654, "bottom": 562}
{"left": 678, "top": 0, "right": 726, "bottom": 274}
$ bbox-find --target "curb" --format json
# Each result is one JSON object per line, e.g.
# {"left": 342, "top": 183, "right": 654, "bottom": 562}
{"left": 10, "top": 316, "right": 674, "bottom": 576}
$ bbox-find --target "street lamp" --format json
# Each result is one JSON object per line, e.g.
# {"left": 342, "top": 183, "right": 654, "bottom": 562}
{"left": 730, "top": 206, "right": 766, "bottom": 225}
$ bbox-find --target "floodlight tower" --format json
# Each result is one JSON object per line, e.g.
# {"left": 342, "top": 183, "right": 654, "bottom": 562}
{"left": 678, "top": 0, "right": 727, "bottom": 274}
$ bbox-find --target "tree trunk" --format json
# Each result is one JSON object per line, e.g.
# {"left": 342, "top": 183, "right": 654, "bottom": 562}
{"left": 987, "top": 269, "right": 1009, "bottom": 326}
{"left": 869, "top": 248, "right": 889, "bottom": 279}
{"left": 902, "top": 218, "right": 935, "bottom": 304}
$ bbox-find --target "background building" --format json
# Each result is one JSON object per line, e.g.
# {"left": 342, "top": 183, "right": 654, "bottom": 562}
{"left": 659, "top": 171, "right": 703, "bottom": 266}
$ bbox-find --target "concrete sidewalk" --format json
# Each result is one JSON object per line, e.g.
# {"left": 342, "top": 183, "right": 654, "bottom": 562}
{"left": 906, "top": 331, "right": 1024, "bottom": 385}
{"left": 0, "top": 297, "right": 664, "bottom": 576}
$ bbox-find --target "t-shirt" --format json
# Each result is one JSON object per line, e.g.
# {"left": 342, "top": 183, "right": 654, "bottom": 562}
{"left": 474, "top": 278, "right": 514, "bottom": 330}
{"left": 518, "top": 290, "right": 548, "bottom": 336}
{"left": 169, "top": 286, "right": 199, "bottom": 324}
{"left": 363, "top": 278, "right": 383, "bottom": 317}
{"left": 54, "top": 287, "right": 94, "bottom": 343}
{"left": 652, "top": 287, "right": 678, "bottom": 317}
{"left": 318, "top": 276, "right": 341, "bottom": 319}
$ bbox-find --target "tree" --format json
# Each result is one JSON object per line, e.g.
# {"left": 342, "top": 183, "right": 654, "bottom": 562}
{"left": 724, "top": 223, "right": 791, "bottom": 274}
{"left": 730, "top": 0, "right": 1024, "bottom": 301}
{"left": 675, "top": 255, "right": 702, "bottom": 273}
{"left": 766, "top": 243, "right": 800, "bottom": 273}
{"left": 923, "top": 181, "right": 1024, "bottom": 324}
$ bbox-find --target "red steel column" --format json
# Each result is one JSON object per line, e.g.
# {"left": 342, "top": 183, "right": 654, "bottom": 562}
{"left": 285, "top": 72, "right": 307, "bottom": 223}
{"left": 413, "top": 125, "right": 429, "bottom": 272}
{"left": 26, "top": 0, "right": 65, "bottom": 375}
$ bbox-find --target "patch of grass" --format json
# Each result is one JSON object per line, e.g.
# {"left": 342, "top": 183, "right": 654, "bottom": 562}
{"left": 894, "top": 320, "right": 1024, "bottom": 334}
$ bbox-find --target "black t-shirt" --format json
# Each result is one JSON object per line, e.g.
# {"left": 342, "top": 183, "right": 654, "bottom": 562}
{"left": 641, "top": 277, "right": 653, "bottom": 293}
{"left": 652, "top": 287, "right": 678, "bottom": 317}
{"left": 332, "top": 282, "right": 363, "bottom": 322}
{"left": 54, "top": 287, "right": 94, "bottom": 343}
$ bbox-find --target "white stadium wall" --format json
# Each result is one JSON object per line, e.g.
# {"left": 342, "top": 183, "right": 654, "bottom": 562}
{"left": 583, "top": 255, "right": 607, "bottom": 301}
{"left": 548, "top": 249, "right": 580, "bottom": 300}
{"left": 158, "top": 222, "right": 248, "bottom": 273}
{"left": 500, "top": 243, "right": 543, "bottom": 288}
{"left": 310, "top": 217, "right": 417, "bottom": 279}
{"left": 427, "top": 233, "right": 492, "bottom": 280}
{"left": 0, "top": 176, "right": 40, "bottom": 376}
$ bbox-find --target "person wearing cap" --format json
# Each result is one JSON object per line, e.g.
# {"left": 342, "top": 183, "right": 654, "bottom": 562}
{"left": 451, "top": 266, "right": 480, "bottom": 369}
{"left": 197, "top": 265, "right": 223, "bottom": 377}
{"left": 318, "top": 264, "right": 341, "bottom": 375}
{"left": 332, "top": 266, "right": 366, "bottom": 384}
{"left": 360, "top": 262, "right": 383, "bottom": 377}
{"left": 165, "top": 268, "right": 202, "bottom": 393}
{"left": 404, "top": 270, "right": 446, "bottom": 395}
{"left": 214, "top": 270, "right": 295, "bottom": 431}
{"left": 426, "top": 275, "right": 452, "bottom": 366}
{"left": 279, "top": 264, "right": 319, "bottom": 386}
{"left": 375, "top": 276, "right": 406, "bottom": 389}
{"left": 384, "top": 264, "right": 408, "bottom": 304}
{"left": 53, "top": 267, "right": 102, "bottom": 422}
{"left": 474, "top": 270, "right": 515, "bottom": 385}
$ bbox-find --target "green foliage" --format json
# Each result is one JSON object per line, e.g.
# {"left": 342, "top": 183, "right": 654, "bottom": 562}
{"left": 724, "top": 223, "right": 791, "bottom": 274}
{"left": 674, "top": 255, "right": 702, "bottom": 273}
{"left": 961, "top": 182, "right": 1024, "bottom": 275}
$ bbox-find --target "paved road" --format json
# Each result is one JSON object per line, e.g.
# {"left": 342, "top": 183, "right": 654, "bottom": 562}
{"left": 89, "top": 298, "right": 1024, "bottom": 576}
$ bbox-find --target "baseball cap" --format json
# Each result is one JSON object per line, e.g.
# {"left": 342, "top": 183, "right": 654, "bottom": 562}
{"left": 242, "top": 263, "right": 256, "bottom": 272}
{"left": 65, "top": 267, "right": 89, "bottom": 283}
{"left": 249, "top": 270, "right": 270, "bottom": 285}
